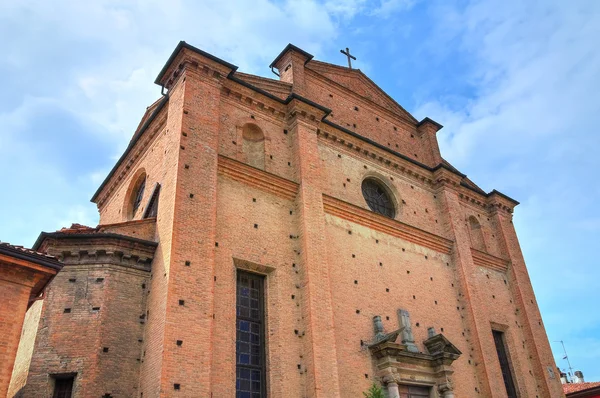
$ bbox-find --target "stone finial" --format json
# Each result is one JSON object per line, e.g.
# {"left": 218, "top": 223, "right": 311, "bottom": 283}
{"left": 368, "top": 315, "right": 403, "bottom": 348}
{"left": 397, "top": 309, "right": 419, "bottom": 353}
{"left": 427, "top": 327, "right": 436, "bottom": 339}
{"left": 373, "top": 315, "right": 386, "bottom": 342}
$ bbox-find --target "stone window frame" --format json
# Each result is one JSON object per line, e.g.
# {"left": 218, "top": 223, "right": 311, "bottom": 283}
{"left": 360, "top": 175, "right": 399, "bottom": 219}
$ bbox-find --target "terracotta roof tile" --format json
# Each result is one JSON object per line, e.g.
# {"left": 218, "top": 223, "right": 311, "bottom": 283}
{"left": 0, "top": 241, "right": 60, "bottom": 264}
{"left": 57, "top": 223, "right": 98, "bottom": 234}
{"left": 564, "top": 381, "right": 600, "bottom": 394}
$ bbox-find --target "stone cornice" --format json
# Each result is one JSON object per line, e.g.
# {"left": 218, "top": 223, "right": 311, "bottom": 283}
{"left": 470, "top": 248, "right": 510, "bottom": 273}
{"left": 322, "top": 194, "right": 453, "bottom": 254}
{"left": 217, "top": 155, "right": 299, "bottom": 200}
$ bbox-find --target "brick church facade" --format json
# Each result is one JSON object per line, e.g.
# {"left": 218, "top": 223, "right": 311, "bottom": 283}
{"left": 8, "top": 42, "right": 565, "bottom": 397}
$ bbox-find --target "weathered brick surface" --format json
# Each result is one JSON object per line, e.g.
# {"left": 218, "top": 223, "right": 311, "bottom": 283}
{"left": 0, "top": 267, "right": 31, "bottom": 397}
{"left": 18, "top": 265, "right": 149, "bottom": 397}
{"left": 8, "top": 300, "right": 43, "bottom": 397}
{"left": 11, "top": 43, "right": 564, "bottom": 397}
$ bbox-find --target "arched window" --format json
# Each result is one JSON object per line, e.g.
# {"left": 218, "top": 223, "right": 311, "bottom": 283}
{"left": 125, "top": 171, "right": 146, "bottom": 220}
{"left": 361, "top": 178, "right": 396, "bottom": 218}
{"left": 133, "top": 178, "right": 145, "bottom": 214}
{"left": 242, "top": 123, "right": 265, "bottom": 170}
{"left": 468, "top": 216, "right": 486, "bottom": 252}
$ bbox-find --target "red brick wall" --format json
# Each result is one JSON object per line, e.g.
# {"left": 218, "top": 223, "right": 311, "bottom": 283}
{"left": 18, "top": 261, "right": 149, "bottom": 397}
{"left": 305, "top": 69, "right": 438, "bottom": 167}
{"left": 18, "top": 45, "right": 563, "bottom": 398}
{"left": 0, "top": 267, "right": 31, "bottom": 397}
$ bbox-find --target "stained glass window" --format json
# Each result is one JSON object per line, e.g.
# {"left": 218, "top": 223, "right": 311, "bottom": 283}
{"left": 236, "top": 271, "right": 265, "bottom": 398}
{"left": 361, "top": 178, "right": 395, "bottom": 218}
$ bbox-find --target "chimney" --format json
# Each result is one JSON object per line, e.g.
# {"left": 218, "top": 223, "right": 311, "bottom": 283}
{"left": 574, "top": 371, "right": 585, "bottom": 383}
{"left": 560, "top": 372, "right": 568, "bottom": 384}
{"left": 270, "top": 44, "right": 313, "bottom": 96}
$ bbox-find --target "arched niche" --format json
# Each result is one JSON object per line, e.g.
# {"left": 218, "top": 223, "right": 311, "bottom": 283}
{"left": 241, "top": 123, "right": 265, "bottom": 170}
{"left": 468, "top": 215, "right": 487, "bottom": 252}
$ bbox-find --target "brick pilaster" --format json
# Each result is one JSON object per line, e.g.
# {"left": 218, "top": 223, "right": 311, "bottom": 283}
{"left": 289, "top": 102, "right": 341, "bottom": 397}
{"left": 492, "top": 206, "right": 565, "bottom": 397}
{"left": 438, "top": 186, "right": 497, "bottom": 397}
{"left": 159, "top": 66, "right": 223, "bottom": 396}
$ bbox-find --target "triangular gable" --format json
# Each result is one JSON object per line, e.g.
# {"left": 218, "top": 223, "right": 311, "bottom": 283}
{"left": 130, "top": 97, "right": 164, "bottom": 144}
{"left": 306, "top": 60, "right": 417, "bottom": 123}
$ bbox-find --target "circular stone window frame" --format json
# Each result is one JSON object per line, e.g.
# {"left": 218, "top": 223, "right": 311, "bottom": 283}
{"left": 360, "top": 173, "right": 400, "bottom": 219}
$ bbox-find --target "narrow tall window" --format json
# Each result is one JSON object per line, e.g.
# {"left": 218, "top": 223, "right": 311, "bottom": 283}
{"left": 52, "top": 375, "right": 74, "bottom": 398}
{"left": 236, "top": 271, "right": 266, "bottom": 398}
{"left": 132, "top": 177, "right": 146, "bottom": 215}
{"left": 493, "top": 330, "right": 518, "bottom": 398}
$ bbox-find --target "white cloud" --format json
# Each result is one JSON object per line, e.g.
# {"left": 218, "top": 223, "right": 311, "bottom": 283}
{"left": 414, "top": 0, "right": 600, "bottom": 380}
{"left": 0, "top": 0, "right": 354, "bottom": 248}
{"left": 369, "top": 0, "right": 416, "bottom": 17}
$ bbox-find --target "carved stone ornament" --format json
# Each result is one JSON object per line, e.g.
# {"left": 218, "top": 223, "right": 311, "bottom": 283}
{"left": 367, "top": 313, "right": 461, "bottom": 398}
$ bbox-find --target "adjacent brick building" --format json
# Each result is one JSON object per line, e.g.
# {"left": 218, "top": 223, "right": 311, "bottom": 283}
{"left": 9, "top": 42, "right": 565, "bottom": 397}
{"left": 0, "top": 242, "right": 62, "bottom": 397}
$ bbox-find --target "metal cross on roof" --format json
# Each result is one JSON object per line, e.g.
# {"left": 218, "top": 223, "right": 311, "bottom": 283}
{"left": 340, "top": 47, "right": 356, "bottom": 69}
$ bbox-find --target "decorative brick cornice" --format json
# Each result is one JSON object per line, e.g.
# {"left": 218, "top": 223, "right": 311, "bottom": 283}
{"left": 322, "top": 194, "right": 453, "bottom": 254}
{"left": 221, "top": 84, "right": 287, "bottom": 121}
{"left": 433, "top": 167, "right": 463, "bottom": 190}
{"left": 317, "top": 128, "right": 435, "bottom": 188}
{"left": 470, "top": 248, "right": 510, "bottom": 273}
{"left": 156, "top": 41, "right": 237, "bottom": 89}
{"left": 487, "top": 190, "right": 519, "bottom": 214}
{"left": 35, "top": 233, "right": 157, "bottom": 273}
{"left": 56, "top": 249, "right": 153, "bottom": 272}
{"left": 286, "top": 95, "right": 329, "bottom": 126}
{"left": 217, "top": 155, "right": 299, "bottom": 200}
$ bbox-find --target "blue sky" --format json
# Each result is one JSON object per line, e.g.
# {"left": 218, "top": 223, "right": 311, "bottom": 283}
{"left": 1, "top": 0, "right": 598, "bottom": 382}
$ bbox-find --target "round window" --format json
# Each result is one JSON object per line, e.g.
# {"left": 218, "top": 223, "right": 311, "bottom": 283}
{"left": 361, "top": 178, "right": 395, "bottom": 218}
